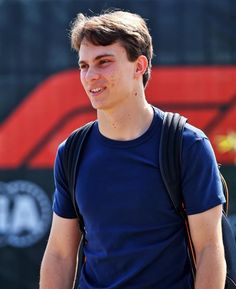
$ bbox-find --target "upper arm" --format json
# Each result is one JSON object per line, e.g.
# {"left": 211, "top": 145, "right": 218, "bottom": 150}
{"left": 188, "top": 205, "right": 224, "bottom": 256}
{"left": 53, "top": 144, "right": 77, "bottom": 219}
{"left": 45, "top": 213, "right": 82, "bottom": 260}
{"left": 181, "top": 135, "right": 225, "bottom": 215}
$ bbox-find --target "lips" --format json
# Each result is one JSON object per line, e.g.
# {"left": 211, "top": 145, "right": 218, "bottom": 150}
{"left": 89, "top": 87, "right": 106, "bottom": 95}
{"left": 90, "top": 88, "right": 102, "bottom": 93}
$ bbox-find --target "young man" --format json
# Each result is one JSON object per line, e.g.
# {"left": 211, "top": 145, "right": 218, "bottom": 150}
{"left": 40, "top": 10, "right": 226, "bottom": 289}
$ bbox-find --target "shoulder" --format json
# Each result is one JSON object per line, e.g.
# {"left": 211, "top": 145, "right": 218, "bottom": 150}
{"left": 57, "top": 120, "right": 96, "bottom": 155}
{"left": 153, "top": 107, "right": 209, "bottom": 149}
{"left": 152, "top": 107, "right": 215, "bottom": 161}
{"left": 181, "top": 121, "right": 218, "bottom": 167}
{"left": 183, "top": 122, "right": 208, "bottom": 151}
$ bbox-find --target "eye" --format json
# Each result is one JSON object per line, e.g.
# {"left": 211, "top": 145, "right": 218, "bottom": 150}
{"left": 99, "top": 59, "right": 111, "bottom": 65}
{"left": 79, "top": 63, "right": 88, "bottom": 70}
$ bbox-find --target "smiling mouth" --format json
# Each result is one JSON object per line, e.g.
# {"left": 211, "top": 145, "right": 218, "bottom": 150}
{"left": 89, "top": 87, "right": 105, "bottom": 95}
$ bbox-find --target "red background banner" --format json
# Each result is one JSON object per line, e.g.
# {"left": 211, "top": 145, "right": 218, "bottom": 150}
{"left": 1, "top": 66, "right": 235, "bottom": 168}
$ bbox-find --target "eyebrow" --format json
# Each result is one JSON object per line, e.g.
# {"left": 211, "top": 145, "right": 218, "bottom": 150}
{"left": 78, "top": 54, "right": 115, "bottom": 65}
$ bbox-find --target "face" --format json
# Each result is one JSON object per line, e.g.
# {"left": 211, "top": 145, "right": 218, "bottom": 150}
{"left": 78, "top": 40, "right": 139, "bottom": 111}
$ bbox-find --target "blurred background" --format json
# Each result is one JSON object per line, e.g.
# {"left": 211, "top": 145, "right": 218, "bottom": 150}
{"left": 0, "top": 0, "right": 236, "bottom": 288}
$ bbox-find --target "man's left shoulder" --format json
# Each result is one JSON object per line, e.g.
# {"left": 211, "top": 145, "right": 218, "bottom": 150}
{"left": 183, "top": 122, "right": 208, "bottom": 149}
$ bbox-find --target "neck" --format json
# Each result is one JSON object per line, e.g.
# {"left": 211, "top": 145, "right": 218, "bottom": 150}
{"left": 97, "top": 99, "right": 154, "bottom": 141}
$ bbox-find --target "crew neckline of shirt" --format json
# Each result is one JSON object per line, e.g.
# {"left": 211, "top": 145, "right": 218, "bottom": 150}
{"left": 94, "top": 107, "right": 162, "bottom": 148}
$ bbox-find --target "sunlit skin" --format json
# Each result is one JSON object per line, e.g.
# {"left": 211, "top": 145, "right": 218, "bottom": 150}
{"left": 79, "top": 40, "right": 139, "bottom": 112}
{"left": 78, "top": 40, "right": 153, "bottom": 141}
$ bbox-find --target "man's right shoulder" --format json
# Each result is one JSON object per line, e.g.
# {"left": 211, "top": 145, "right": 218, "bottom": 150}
{"left": 58, "top": 120, "right": 96, "bottom": 153}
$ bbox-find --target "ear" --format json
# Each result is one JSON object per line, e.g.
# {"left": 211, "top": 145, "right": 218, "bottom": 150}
{"left": 134, "top": 55, "right": 148, "bottom": 78}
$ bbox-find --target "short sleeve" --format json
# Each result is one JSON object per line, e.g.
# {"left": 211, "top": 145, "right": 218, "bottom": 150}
{"left": 181, "top": 127, "right": 226, "bottom": 215}
{"left": 52, "top": 141, "right": 77, "bottom": 218}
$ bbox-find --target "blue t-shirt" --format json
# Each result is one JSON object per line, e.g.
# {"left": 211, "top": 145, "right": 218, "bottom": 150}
{"left": 53, "top": 107, "right": 225, "bottom": 289}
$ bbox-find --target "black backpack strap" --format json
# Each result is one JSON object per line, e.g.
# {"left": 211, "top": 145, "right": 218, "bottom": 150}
{"left": 63, "top": 121, "right": 95, "bottom": 232}
{"left": 159, "top": 112, "right": 187, "bottom": 216}
{"left": 62, "top": 121, "right": 95, "bottom": 286}
{"left": 159, "top": 112, "right": 197, "bottom": 277}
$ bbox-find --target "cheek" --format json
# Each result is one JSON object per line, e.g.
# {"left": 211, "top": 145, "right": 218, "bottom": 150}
{"left": 110, "top": 75, "right": 117, "bottom": 87}
{"left": 106, "top": 71, "right": 120, "bottom": 88}
{"left": 105, "top": 65, "right": 122, "bottom": 86}
{"left": 109, "top": 69, "right": 123, "bottom": 88}
{"left": 80, "top": 72, "right": 86, "bottom": 87}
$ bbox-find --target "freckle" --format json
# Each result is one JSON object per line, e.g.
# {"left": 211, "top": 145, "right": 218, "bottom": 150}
{"left": 134, "top": 92, "right": 138, "bottom": 96}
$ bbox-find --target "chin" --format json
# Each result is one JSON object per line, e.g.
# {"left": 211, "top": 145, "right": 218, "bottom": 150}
{"left": 89, "top": 97, "right": 108, "bottom": 109}
{"left": 90, "top": 101, "right": 107, "bottom": 111}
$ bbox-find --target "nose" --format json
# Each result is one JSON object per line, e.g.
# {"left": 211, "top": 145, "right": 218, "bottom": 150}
{"left": 84, "top": 67, "right": 100, "bottom": 82}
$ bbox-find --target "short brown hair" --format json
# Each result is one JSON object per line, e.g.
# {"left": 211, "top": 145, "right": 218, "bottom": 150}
{"left": 70, "top": 10, "right": 153, "bottom": 88}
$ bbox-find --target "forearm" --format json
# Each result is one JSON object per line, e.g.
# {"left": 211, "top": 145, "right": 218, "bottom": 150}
{"left": 40, "top": 251, "right": 77, "bottom": 289}
{"left": 195, "top": 244, "right": 226, "bottom": 289}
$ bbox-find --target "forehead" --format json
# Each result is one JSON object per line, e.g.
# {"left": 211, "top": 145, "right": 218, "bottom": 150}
{"left": 79, "top": 40, "right": 127, "bottom": 62}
